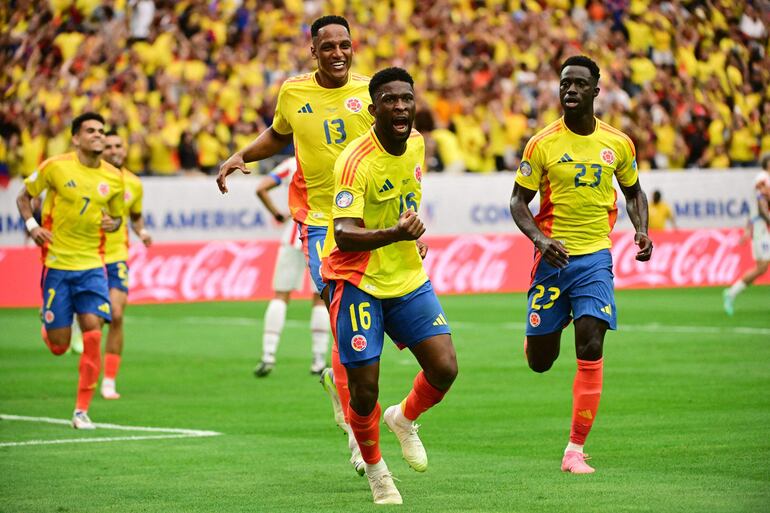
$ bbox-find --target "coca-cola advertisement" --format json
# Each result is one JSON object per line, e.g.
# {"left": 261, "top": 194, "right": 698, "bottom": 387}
{"left": 0, "top": 229, "right": 767, "bottom": 307}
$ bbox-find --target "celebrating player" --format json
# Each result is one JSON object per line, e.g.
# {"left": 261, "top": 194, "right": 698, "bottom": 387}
{"left": 509, "top": 56, "right": 653, "bottom": 474}
{"left": 99, "top": 130, "right": 152, "bottom": 399}
{"left": 322, "top": 67, "right": 458, "bottom": 505}
{"left": 253, "top": 157, "right": 329, "bottom": 377}
{"left": 16, "top": 112, "right": 125, "bottom": 429}
{"left": 215, "top": 15, "right": 373, "bottom": 474}
{"left": 723, "top": 169, "right": 770, "bottom": 315}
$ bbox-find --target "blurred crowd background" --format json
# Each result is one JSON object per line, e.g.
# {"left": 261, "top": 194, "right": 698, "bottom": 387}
{"left": 1, "top": 0, "right": 769, "bottom": 178}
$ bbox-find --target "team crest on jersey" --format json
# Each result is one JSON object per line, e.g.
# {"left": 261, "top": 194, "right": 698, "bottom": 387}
{"left": 414, "top": 164, "right": 422, "bottom": 183}
{"left": 600, "top": 149, "right": 616, "bottom": 165}
{"left": 124, "top": 191, "right": 132, "bottom": 201}
{"left": 351, "top": 334, "right": 367, "bottom": 352}
{"left": 529, "top": 312, "right": 541, "bottom": 328}
{"left": 98, "top": 182, "right": 110, "bottom": 197}
{"left": 345, "top": 97, "right": 363, "bottom": 113}
{"left": 44, "top": 310, "right": 55, "bottom": 323}
{"left": 335, "top": 191, "right": 354, "bottom": 208}
{"left": 520, "top": 161, "right": 532, "bottom": 176}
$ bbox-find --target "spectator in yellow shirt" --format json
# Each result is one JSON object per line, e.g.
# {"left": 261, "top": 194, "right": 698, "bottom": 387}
{"left": 649, "top": 190, "right": 677, "bottom": 230}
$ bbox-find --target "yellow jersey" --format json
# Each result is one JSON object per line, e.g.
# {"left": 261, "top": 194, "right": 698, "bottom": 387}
{"left": 516, "top": 118, "right": 638, "bottom": 256}
{"left": 104, "top": 169, "right": 144, "bottom": 264}
{"left": 321, "top": 128, "right": 427, "bottom": 298}
{"left": 648, "top": 201, "right": 674, "bottom": 230}
{"left": 25, "top": 152, "right": 125, "bottom": 270}
{"left": 272, "top": 72, "right": 374, "bottom": 226}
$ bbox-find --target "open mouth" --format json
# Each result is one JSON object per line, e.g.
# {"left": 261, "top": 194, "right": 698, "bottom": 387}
{"left": 392, "top": 117, "right": 410, "bottom": 133}
{"left": 564, "top": 97, "right": 580, "bottom": 108}
{"left": 331, "top": 61, "right": 347, "bottom": 71}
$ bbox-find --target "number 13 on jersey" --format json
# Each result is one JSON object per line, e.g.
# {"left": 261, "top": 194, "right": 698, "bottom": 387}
{"left": 324, "top": 119, "right": 346, "bottom": 144}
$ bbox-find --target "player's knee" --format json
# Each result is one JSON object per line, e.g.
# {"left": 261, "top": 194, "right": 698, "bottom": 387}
{"left": 111, "top": 311, "right": 124, "bottom": 328}
{"left": 527, "top": 357, "right": 555, "bottom": 373}
{"left": 48, "top": 342, "right": 69, "bottom": 356}
{"left": 576, "top": 339, "right": 603, "bottom": 361}
{"left": 348, "top": 380, "right": 379, "bottom": 414}
{"left": 428, "top": 356, "right": 458, "bottom": 391}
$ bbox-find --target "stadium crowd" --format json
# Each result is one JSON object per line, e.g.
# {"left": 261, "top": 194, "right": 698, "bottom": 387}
{"left": 1, "top": 0, "right": 769, "bottom": 177}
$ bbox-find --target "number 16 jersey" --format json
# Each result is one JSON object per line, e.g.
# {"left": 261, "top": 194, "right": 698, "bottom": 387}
{"left": 515, "top": 117, "right": 638, "bottom": 256}
{"left": 272, "top": 72, "right": 373, "bottom": 227}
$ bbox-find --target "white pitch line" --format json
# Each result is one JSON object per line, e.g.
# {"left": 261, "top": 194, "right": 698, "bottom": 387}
{"left": 0, "top": 414, "right": 221, "bottom": 448}
{"left": 127, "top": 315, "right": 770, "bottom": 337}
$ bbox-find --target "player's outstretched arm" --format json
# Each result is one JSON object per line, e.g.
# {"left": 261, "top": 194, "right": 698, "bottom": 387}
{"left": 255, "top": 175, "right": 288, "bottom": 223}
{"left": 216, "top": 127, "right": 293, "bottom": 194}
{"left": 509, "top": 183, "right": 569, "bottom": 268}
{"left": 334, "top": 210, "right": 425, "bottom": 253}
{"left": 620, "top": 179, "right": 653, "bottom": 262}
{"left": 16, "top": 186, "right": 52, "bottom": 247}
{"left": 130, "top": 212, "right": 152, "bottom": 247}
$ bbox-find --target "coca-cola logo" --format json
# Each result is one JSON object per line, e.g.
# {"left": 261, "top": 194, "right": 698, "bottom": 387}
{"left": 128, "top": 241, "right": 268, "bottom": 301}
{"left": 423, "top": 235, "right": 515, "bottom": 293}
{"left": 612, "top": 229, "right": 744, "bottom": 287}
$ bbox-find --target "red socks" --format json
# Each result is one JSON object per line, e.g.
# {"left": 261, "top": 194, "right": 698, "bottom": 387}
{"left": 570, "top": 358, "right": 603, "bottom": 445}
{"left": 75, "top": 330, "right": 102, "bottom": 412}
{"left": 348, "top": 403, "right": 382, "bottom": 464}
{"left": 41, "top": 326, "right": 68, "bottom": 355}
{"left": 403, "top": 371, "right": 447, "bottom": 421}
{"left": 104, "top": 353, "right": 121, "bottom": 380}
{"left": 331, "top": 340, "right": 351, "bottom": 423}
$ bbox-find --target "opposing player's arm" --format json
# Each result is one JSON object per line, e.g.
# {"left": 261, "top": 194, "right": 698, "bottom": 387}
{"left": 619, "top": 179, "right": 653, "bottom": 262}
{"left": 256, "top": 174, "right": 289, "bottom": 223}
{"left": 758, "top": 195, "right": 770, "bottom": 225}
{"left": 216, "top": 127, "right": 293, "bottom": 193}
{"left": 16, "top": 185, "right": 53, "bottom": 246}
{"left": 509, "top": 183, "right": 569, "bottom": 268}
{"left": 334, "top": 210, "right": 425, "bottom": 252}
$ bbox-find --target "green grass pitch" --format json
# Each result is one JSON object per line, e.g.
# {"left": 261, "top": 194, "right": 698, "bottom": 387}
{"left": 1, "top": 287, "right": 768, "bottom": 512}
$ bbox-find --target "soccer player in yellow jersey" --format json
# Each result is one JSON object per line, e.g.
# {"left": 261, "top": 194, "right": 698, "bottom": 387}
{"left": 510, "top": 56, "right": 653, "bottom": 474}
{"left": 321, "top": 68, "right": 458, "bottom": 505}
{"left": 16, "top": 112, "right": 125, "bottom": 430}
{"left": 100, "top": 130, "right": 152, "bottom": 400}
{"left": 216, "top": 16, "right": 373, "bottom": 475}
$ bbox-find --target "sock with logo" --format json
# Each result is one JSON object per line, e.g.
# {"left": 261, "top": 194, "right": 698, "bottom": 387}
{"left": 569, "top": 358, "right": 603, "bottom": 445}
{"left": 41, "top": 326, "right": 69, "bottom": 355}
{"left": 76, "top": 330, "right": 102, "bottom": 412}
{"left": 262, "top": 299, "right": 287, "bottom": 364}
{"left": 310, "top": 304, "right": 329, "bottom": 364}
{"left": 402, "top": 370, "right": 448, "bottom": 421}
{"left": 349, "top": 402, "right": 382, "bottom": 464}
{"left": 104, "top": 353, "right": 121, "bottom": 380}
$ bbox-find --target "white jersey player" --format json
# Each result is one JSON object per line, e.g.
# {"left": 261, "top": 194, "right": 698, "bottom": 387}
{"left": 254, "top": 158, "right": 329, "bottom": 376}
{"left": 723, "top": 170, "right": 770, "bottom": 315}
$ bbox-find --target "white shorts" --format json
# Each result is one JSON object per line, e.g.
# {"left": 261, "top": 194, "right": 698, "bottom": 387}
{"left": 752, "top": 220, "right": 770, "bottom": 261}
{"left": 272, "top": 243, "right": 308, "bottom": 293}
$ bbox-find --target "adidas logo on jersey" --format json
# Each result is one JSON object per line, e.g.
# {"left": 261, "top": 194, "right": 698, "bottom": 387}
{"left": 432, "top": 313, "right": 448, "bottom": 326}
{"left": 65, "top": 180, "right": 77, "bottom": 188}
{"left": 378, "top": 179, "right": 395, "bottom": 193}
{"left": 558, "top": 153, "right": 574, "bottom": 163}
{"left": 601, "top": 304, "right": 612, "bottom": 316}
{"left": 297, "top": 103, "right": 313, "bottom": 113}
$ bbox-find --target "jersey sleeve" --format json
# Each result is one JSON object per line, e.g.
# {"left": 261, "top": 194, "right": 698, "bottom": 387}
{"left": 271, "top": 83, "right": 292, "bottom": 135}
{"left": 331, "top": 150, "right": 366, "bottom": 220}
{"left": 130, "top": 179, "right": 143, "bottom": 215}
{"left": 515, "top": 137, "right": 545, "bottom": 191}
{"left": 23, "top": 164, "right": 51, "bottom": 197}
{"left": 614, "top": 137, "right": 639, "bottom": 187}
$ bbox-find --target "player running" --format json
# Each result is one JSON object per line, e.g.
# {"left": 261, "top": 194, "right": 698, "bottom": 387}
{"left": 723, "top": 169, "right": 770, "bottom": 315}
{"left": 215, "top": 16, "right": 373, "bottom": 475}
{"left": 322, "top": 67, "right": 458, "bottom": 505}
{"left": 99, "top": 130, "right": 152, "bottom": 399}
{"left": 509, "top": 56, "right": 653, "bottom": 474}
{"left": 16, "top": 112, "right": 125, "bottom": 429}
{"left": 253, "top": 157, "right": 329, "bottom": 377}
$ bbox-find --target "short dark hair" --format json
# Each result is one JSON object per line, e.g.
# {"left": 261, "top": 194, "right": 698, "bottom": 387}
{"left": 71, "top": 112, "right": 105, "bottom": 135}
{"left": 560, "top": 55, "right": 601, "bottom": 83}
{"left": 369, "top": 67, "right": 414, "bottom": 100}
{"left": 105, "top": 129, "right": 119, "bottom": 137}
{"left": 311, "top": 16, "right": 350, "bottom": 38}
{"left": 653, "top": 190, "right": 662, "bottom": 203}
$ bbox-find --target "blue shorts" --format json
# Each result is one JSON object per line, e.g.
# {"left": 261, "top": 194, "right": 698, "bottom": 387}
{"left": 328, "top": 279, "right": 451, "bottom": 368}
{"left": 298, "top": 223, "right": 327, "bottom": 294}
{"left": 526, "top": 249, "right": 616, "bottom": 336}
{"left": 106, "top": 261, "right": 129, "bottom": 293}
{"left": 41, "top": 267, "right": 112, "bottom": 330}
